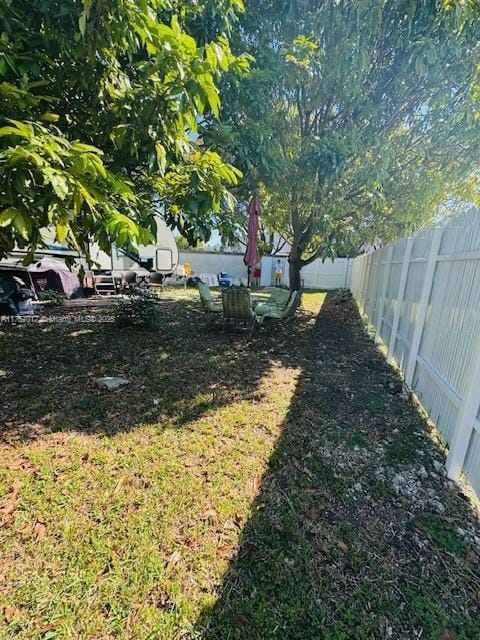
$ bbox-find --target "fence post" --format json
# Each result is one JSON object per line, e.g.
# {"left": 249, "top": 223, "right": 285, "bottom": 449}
{"left": 358, "top": 256, "right": 368, "bottom": 312}
{"left": 387, "top": 239, "right": 413, "bottom": 362}
{"left": 404, "top": 228, "right": 443, "bottom": 387}
{"left": 344, "top": 258, "right": 350, "bottom": 290}
{"left": 374, "top": 246, "right": 393, "bottom": 344}
{"left": 362, "top": 253, "right": 374, "bottom": 315}
{"left": 446, "top": 351, "right": 480, "bottom": 481}
{"left": 368, "top": 251, "right": 381, "bottom": 319}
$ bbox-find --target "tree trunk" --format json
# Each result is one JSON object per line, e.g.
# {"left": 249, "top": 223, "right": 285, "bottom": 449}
{"left": 288, "top": 236, "right": 320, "bottom": 290}
{"left": 289, "top": 205, "right": 310, "bottom": 291}
{"left": 289, "top": 257, "right": 302, "bottom": 291}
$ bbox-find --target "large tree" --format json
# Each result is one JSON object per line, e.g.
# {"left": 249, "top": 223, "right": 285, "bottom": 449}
{"left": 210, "top": 0, "right": 480, "bottom": 289}
{"left": 0, "top": 0, "right": 249, "bottom": 263}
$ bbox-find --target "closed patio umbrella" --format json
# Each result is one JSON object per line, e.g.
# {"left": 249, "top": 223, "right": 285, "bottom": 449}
{"left": 244, "top": 195, "right": 261, "bottom": 286}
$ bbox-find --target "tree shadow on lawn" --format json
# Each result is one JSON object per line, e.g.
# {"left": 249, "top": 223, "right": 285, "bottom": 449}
{"left": 0, "top": 297, "right": 314, "bottom": 443}
{"left": 196, "top": 294, "right": 480, "bottom": 640}
{"left": 1, "top": 293, "right": 479, "bottom": 639}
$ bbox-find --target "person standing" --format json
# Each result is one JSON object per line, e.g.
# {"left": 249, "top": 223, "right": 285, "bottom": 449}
{"left": 253, "top": 260, "right": 261, "bottom": 287}
{"left": 274, "top": 259, "right": 283, "bottom": 286}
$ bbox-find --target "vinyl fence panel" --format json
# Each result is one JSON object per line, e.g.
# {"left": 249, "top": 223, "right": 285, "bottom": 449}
{"left": 350, "top": 208, "right": 480, "bottom": 497}
{"left": 179, "top": 251, "right": 352, "bottom": 290}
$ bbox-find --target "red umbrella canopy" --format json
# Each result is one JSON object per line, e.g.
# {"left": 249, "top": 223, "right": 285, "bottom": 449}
{"left": 244, "top": 195, "right": 261, "bottom": 268}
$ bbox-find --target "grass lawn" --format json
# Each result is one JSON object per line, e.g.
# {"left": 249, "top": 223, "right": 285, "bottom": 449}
{"left": 0, "top": 290, "right": 479, "bottom": 639}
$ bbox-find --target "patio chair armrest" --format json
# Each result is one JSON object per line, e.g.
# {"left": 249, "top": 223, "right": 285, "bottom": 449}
{"left": 254, "top": 302, "right": 278, "bottom": 317}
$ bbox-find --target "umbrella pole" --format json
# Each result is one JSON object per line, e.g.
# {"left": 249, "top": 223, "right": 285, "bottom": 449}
{"left": 247, "top": 266, "right": 251, "bottom": 288}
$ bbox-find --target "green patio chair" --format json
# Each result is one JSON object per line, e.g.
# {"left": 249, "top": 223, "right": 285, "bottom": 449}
{"left": 254, "top": 287, "right": 291, "bottom": 313}
{"left": 254, "top": 290, "right": 301, "bottom": 326}
{"left": 197, "top": 282, "right": 222, "bottom": 313}
{"left": 222, "top": 286, "right": 254, "bottom": 329}
{"left": 267, "top": 287, "right": 291, "bottom": 306}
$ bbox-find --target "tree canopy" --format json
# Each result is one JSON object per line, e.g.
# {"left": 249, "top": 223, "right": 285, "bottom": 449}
{"left": 211, "top": 0, "right": 480, "bottom": 288}
{"left": 0, "top": 0, "right": 249, "bottom": 263}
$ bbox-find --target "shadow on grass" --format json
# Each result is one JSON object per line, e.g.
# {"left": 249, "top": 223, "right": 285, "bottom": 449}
{"left": 195, "top": 294, "right": 480, "bottom": 640}
{"left": 0, "top": 297, "right": 313, "bottom": 443}
{"left": 1, "top": 292, "right": 479, "bottom": 639}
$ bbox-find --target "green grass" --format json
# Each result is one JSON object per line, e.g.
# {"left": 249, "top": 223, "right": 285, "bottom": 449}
{"left": 0, "top": 290, "right": 479, "bottom": 639}
{"left": 410, "top": 514, "right": 468, "bottom": 553}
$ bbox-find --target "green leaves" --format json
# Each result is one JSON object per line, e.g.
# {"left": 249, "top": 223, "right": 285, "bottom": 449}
{"left": 0, "top": 207, "right": 30, "bottom": 241}
{"left": 0, "top": 119, "right": 33, "bottom": 139}
{"left": 107, "top": 212, "right": 141, "bottom": 249}
{"left": 55, "top": 220, "right": 69, "bottom": 243}
{"left": 79, "top": 0, "right": 93, "bottom": 36}
{"left": 0, "top": 117, "right": 143, "bottom": 256}
{"left": 215, "top": 0, "right": 480, "bottom": 265}
{"left": 44, "top": 170, "right": 69, "bottom": 200}
{"left": 286, "top": 36, "right": 319, "bottom": 68}
{"left": 157, "top": 149, "right": 242, "bottom": 244}
{"left": 155, "top": 143, "right": 167, "bottom": 175}
{"left": 0, "top": 0, "right": 246, "bottom": 259}
{"left": 0, "top": 207, "right": 21, "bottom": 228}
{"left": 39, "top": 112, "right": 60, "bottom": 122}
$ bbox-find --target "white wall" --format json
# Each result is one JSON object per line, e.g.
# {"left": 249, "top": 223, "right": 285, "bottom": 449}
{"left": 261, "top": 256, "right": 352, "bottom": 289}
{"left": 298, "top": 258, "right": 352, "bottom": 290}
{"left": 179, "top": 251, "right": 352, "bottom": 289}
{"left": 351, "top": 208, "right": 480, "bottom": 498}
{"left": 179, "top": 251, "right": 247, "bottom": 281}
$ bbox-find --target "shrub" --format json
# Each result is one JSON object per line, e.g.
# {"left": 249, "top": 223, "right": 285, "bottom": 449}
{"left": 38, "top": 290, "right": 67, "bottom": 306}
{"left": 114, "top": 287, "right": 160, "bottom": 328}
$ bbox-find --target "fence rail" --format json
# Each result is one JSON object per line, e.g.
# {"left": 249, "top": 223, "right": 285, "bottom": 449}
{"left": 351, "top": 208, "right": 480, "bottom": 497}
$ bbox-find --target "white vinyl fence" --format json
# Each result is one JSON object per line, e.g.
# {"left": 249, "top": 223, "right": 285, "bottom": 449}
{"left": 180, "top": 250, "right": 352, "bottom": 290}
{"left": 262, "top": 256, "right": 352, "bottom": 289}
{"left": 179, "top": 250, "right": 247, "bottom": 280}
{"left": 351, "top": 208, "right": 480, "bottom": 497}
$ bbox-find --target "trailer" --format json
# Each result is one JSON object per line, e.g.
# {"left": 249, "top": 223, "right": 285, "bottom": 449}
{"left": 88, "top": 217, "right": 178, "bottom": 276}
{"left": 0, "top": 216, "right": 179, "bottom": 297}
